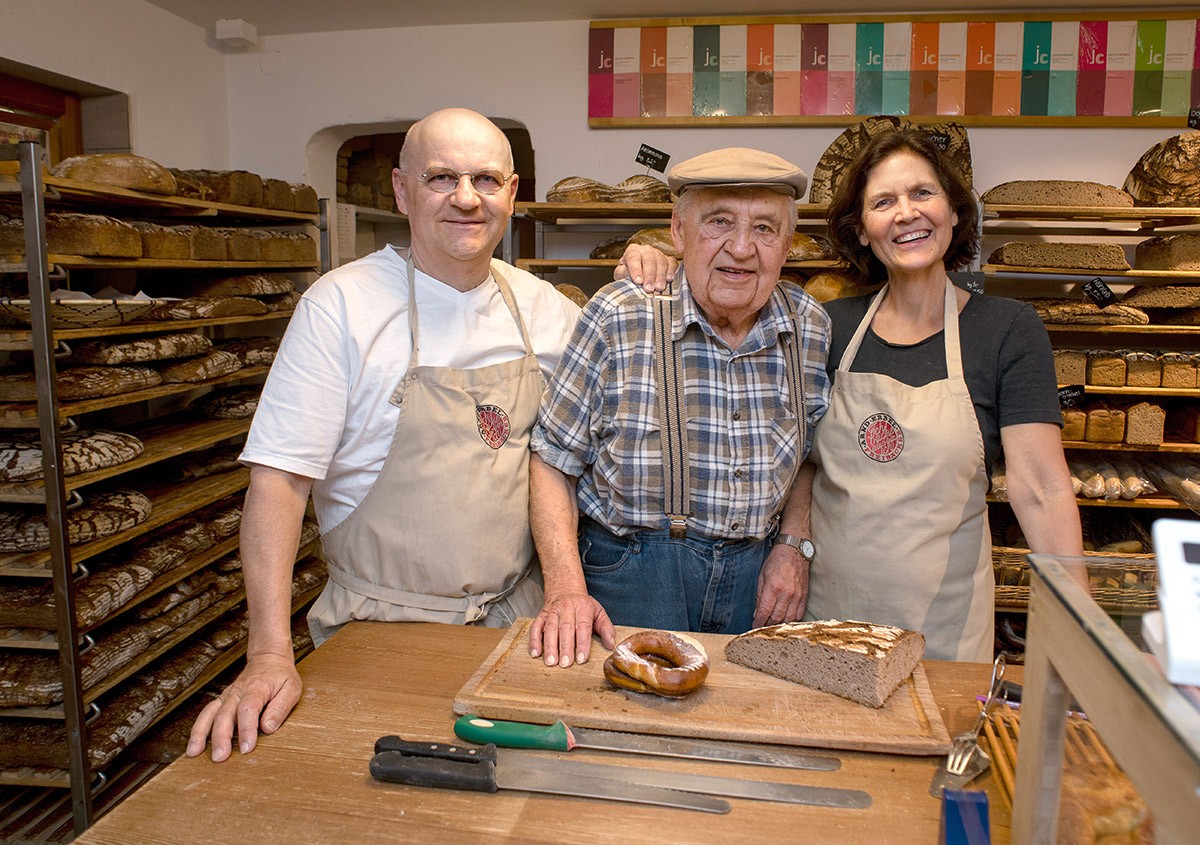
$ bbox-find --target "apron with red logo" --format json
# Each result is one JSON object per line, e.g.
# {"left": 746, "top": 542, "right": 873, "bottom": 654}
{"left": 308, "top": 257, "right": 545, "bottom": 645}
{"left": 805, "top": 280, "right": 993, "bottom": 662}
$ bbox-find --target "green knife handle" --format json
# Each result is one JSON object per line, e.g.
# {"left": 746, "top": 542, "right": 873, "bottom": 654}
{"left": 370, "top": 750, "right": 498, "bottom": 793}
{"left": 454, "top": 715, "right": 573, "bottom": 751}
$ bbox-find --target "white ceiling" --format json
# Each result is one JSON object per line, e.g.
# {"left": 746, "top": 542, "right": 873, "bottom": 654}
{"left": 140, "top": 1, "right": 1197, "bottom": 37}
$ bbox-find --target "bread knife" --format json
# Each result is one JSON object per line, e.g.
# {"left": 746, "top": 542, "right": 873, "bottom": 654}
{"left": 370, "top": 736, "right": 729, "bottom": 813}
{"left": 454, "top": 715, "right": 840, "bottom": 771}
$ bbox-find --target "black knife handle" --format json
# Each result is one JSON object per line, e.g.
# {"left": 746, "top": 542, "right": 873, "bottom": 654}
{"left": 370, "top": 750, "right": 499, "bottom": 793}
{"left": 374, "top": 735, "right": 498, "bottom": 764}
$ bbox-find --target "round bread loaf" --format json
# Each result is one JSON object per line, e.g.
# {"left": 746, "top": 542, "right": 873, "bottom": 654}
{"left": 191, "top": 273, "right": 295, "bottom": 298}
{"left": 51, "top": 154, "right": 177, "bottom": 195}
{"left": 190, "top": 386, "right": 261, "bottom": 419}
{"left": 803, "top": 271, "right": 859, "bottom": 303}
{"left": 0, "top": 430, "right": 144, "bottom": 482}
{"left": 612, "top": 174, "right": 672, "bottom": 203}
{"left": 788, "top": 232, "right": 828, "bottom": 261}
{"left": 554, "top": 283, "right": 589, "bottom": 308}
{"left": 589, "top": 235, "right": 629, "bottom": 260}
{"left": 0, "top": 487, "right": 152, "bottom": 552}
{"left": 69, "top": 333, "right": 212, "bottom": 365}
{"left": 625, "top": 228, "right": 680, "bottom": 259}
{"left": 157, "top": 350, "right": 243, "bottom": 384}
{"left": 546, "top": 176, "right": 613, "bottom": 203}
{"left": 1123, "top": 132, "right": 1200, "bottom": 208}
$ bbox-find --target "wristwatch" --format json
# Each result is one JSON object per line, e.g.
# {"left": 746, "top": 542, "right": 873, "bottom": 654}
{"left": 774, "top": 533, "right": 815, "bottom": 562}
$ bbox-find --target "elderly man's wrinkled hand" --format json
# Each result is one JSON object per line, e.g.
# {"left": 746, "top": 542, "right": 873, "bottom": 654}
{"left": 186, "top": 652, "right": 301, "bottom": 762}
{"left": 529, "top": 592, "right": 615, "bottom": 668}
{"left": 753, "top": 545, "right": 809, "bottom": 628}
{"left": 615, "top": 243, "right": 677, "bottom": 293}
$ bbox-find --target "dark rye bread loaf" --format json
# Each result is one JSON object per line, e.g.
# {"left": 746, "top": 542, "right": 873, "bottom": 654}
{"left": 988, "top": 241, "right": 1130, "bottom": 271}
{"left": 127, "top": 221, "right": 191, "bottom": 260}
{"left": 156, "top": 349, "right": 242, "bottom": 384}
{"left": 290, "top": 183, "right": 319, "bottom": 214}
{"left": 0, "top": 555, "right": 158, "bottom": 629}
{"left": 190, "top": 273, "right": 295, "bottom": 298}
{"left": 175, "top": 169, "right": 264, "bottom": 207}
{"left": 263, "top": 178, "right": 295, "bottom": 211}
{"left": 980, "top": 180, "right": 1133, "bottom": 207}
{"left": 0, "top": 429, "right": 144, "bottom": 482}
{"left": 150, "top": 296, "right": 269, "bottom": 320}
{"left": 612, "top": 174, "right": 671, "bottom": 203}
{"left": 0, "top": 212, "right": 142, "bottom": 258}
{"left": 0, "top": 622, "right": 151, "bottom": 706}
{"left": 50, "top": 154, "right": 177, "bottom": 195}
{"left": 1133, "top": 234, "right": 1200, "bottom": 272}
{"left": 1123, "top": 132, "right": 1200, "bottom": 208}
{"left": 1027, "top": 299, "right": 1149, "bottom": 326}
{"left": 190, "top": 386, "right": 261, "bottom": 419}
{"left": 69, "top": 333, "right": 212, "bottom": 365}
{"left": 724, "top": 620, "right": 926, "bottom": 708}
{"left": 0, "top": 366, "right": 162, "bottom": 403}
{"left": 215, "top": 335, "right": 279, "bottom": 367}
{"left": 0, "top": 488, "right": 152, "bottom": 552}
{"left": 809, "top": 116, "right": 972, "bottom": 205}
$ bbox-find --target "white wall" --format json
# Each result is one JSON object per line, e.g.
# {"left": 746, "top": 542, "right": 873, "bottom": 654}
{"left": 2, "top": 0, "right": 229, "bottom": 169}
{"left": 1, "top": 4, "right": 1187, "bottom": 199}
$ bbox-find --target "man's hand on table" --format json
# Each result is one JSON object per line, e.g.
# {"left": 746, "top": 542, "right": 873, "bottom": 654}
{"left": 753, "top": 545, "right": 809, "bottom": 628}
{"left": 529, "top": 591, "right": 615, "bottom": 668}
{"left": 615, "top": 243, "right": 677, "bottom": 293}
{"left": 186, "top": 651, "right": 301, "bottom": 762}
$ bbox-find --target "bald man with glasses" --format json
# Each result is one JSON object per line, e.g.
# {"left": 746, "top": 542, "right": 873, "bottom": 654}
{"left": 188, "top": 108, "right": 584, "bottom": 763}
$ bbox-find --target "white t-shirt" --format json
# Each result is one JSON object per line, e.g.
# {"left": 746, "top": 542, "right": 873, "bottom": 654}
{"left": 240, "top": 246, "right": 581, "bottom": 530}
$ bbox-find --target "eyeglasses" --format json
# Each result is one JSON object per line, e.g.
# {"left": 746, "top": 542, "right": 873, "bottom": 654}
{"left": 419, "top": 167, "right": 513, "bottom": 195}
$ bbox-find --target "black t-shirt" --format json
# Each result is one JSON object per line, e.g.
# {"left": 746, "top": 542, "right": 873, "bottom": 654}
{"left": 823, "top": 292, "right": 1061, "bottom": 474}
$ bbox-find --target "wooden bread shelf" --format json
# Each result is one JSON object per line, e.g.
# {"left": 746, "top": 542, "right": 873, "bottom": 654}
{"left": 0, "top": 310, "right": 295, "bottom": 350}
{"left": 984, "top": 264, "right": 1200, "bottom": 280}
{"left": 0, "top": 257, "right": 317, "bottom": 272}
{"left": 1044, "top": 324, "right": 1200, "bottom": 336}
{"left": 1062, "top": 385, "right": 1200, "bottom": 398}
{"left": 0, "top": 415, "right": 252, "bottom": 503}
{"left": 515, "top": 200, "right": 832, "bottom": 223}
{"left": 0, "top": 468, "right": 250, "bottom": 577}
{"left": 0, "top": 174, "right": 319, "bottom": 223}
{"left": 983, "top": 203, "right": 1200, "bottom": 228}
{"left": 0, "top": 366, "right": 268, "bottom": 428}
{"left": 1062, "top": 439, "right": 1200, "bottom": 454}
{"left": 988, "top": 493, "right": 1189, "bottom": 510}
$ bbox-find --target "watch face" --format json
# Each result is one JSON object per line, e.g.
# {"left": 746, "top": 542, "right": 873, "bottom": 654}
{"left": 800, "top": 539, "right": 815, "bottom": 560}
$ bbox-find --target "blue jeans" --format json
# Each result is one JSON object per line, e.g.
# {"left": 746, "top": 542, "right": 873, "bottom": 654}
{"left": 578, "top": 517, "right": 769, "bottom": 634}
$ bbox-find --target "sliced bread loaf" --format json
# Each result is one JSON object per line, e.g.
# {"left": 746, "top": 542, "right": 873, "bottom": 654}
{"left": 981, "top": 180, "right": 1133, "bottom": 207}
{"left": 724, "top": 620, "right": 925, "bottom": 708}
{"left": 988, "top": 242, "right": 1130, "bottom": 271}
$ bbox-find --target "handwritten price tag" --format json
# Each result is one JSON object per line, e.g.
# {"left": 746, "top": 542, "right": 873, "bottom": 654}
{"left": 636, "top": 144, "right": 670, "bottom": 173}
{"left": 1058, "top": 385, "right": 1085, "bottom": 408}
{"left": 1082, "top": 277, "right": 1117, "bottom": 309}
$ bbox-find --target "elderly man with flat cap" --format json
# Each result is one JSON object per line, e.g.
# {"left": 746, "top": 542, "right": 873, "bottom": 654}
{"left": 528, "top": 147, "right": 832, "bottom": 668}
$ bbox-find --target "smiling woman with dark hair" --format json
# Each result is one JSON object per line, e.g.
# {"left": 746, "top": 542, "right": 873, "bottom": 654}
{"left": 803, "top": 128, "right": 1082, "bottom": 661}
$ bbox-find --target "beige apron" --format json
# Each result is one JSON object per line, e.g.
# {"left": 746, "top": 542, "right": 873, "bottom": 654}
{"left": 806, "top": 280, "right": 993, "bottom": 662}
{"left": 307, "top": 257, "right": 545, "bottom": 646}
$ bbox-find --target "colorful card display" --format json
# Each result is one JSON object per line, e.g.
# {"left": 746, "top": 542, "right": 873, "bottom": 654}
{"left": 589, "top": 17, "right": 1200, "bottom": 121}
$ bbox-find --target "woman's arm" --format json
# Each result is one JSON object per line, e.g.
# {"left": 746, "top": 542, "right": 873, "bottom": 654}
{"left": 1001, "top": 422, "right": 1084, "bottom": 556}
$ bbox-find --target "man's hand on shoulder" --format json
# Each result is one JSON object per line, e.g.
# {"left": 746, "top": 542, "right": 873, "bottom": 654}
{"left": 186, "top": 651, "right": 301, "bottom": 762}
{"left": 753, "top": 545, "right": 809, "bottom": 628}
{"left": 528, "top": 591, "right": 615, "bottom": 668}
{"left": 614, "top": 243, "right": 676, "bottom": 294}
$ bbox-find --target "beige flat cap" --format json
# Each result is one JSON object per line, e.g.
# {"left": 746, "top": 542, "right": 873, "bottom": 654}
{"left": 667, "top": 147, "right": 808, "bottom": 198}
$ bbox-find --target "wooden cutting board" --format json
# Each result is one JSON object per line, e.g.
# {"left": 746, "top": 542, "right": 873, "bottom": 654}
{"left": 454, "top": 619, "right": 952, "bottom": 756}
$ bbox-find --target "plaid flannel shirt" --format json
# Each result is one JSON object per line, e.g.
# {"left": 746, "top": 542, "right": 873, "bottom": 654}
{"left": 531, "top": 273, "right": 831, "bottom": 540}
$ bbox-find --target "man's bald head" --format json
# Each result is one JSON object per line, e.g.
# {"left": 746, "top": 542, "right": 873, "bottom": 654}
{"left": 399, "top": 108, "right": 514, "bottom": 176}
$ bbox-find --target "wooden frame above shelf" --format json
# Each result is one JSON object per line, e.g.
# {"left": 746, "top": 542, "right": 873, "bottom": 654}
{"left": 0, "top": 310, "right": 295, "bottom": 350}
{"left": 983, "top": 264, "right": 1200, "bottom": 281}
{"left": 0, "top": 256, "right": 318, "bottom": 272}
{"left": 1063, "top": 440, "right": 1200, "bottom": 454}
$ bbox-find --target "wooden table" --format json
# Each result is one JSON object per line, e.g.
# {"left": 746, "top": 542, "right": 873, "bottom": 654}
{"left": 77, "top": 622, "right": 1017, "bottom": 844}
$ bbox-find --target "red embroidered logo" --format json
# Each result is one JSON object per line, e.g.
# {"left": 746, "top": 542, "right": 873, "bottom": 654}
{"left": 858, "top": 413, "right": 904, "bottom": 462}
{"left": 476, "top": 404, "right": 511, "bottom": 449}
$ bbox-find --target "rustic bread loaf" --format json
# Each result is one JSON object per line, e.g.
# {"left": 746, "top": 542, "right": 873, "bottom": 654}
{"left": 150, "top": 296, "right": 270, "bottom": 320}
{"left": 1123, "top": 351, "right": 1161, "bottom": 387}
{"left": 50, "top": 154, "right": 177, "bottom": 195}
{"left": 980, "top": 180, "right": 1133, "bottom": 207}
{"left": 589, "top": 235, "right": 629, "bottom": 259}
{"left": 159, "top": 445, "right": 244, "bottom": 482}
{"left": 195, "top": 498, "right": 243, "bottom": 540}
{"left": 1085, "top": 406, "right": 1126, "bottom": 443}
{"left": 292, "top": 556, "right": 328, "bottom": 597}
{"left": 0, "top": 366, "right": 162, "bottom": 403}
{"left": 546, "top": 176, "right": 613, "bottom": 202}
{"left": 1054, "top": 349, "right": 1087, "bottom": 384}
{"left": 167, "top": 169, "right": 214, "bottom": 201}
{"left": 260, "top": 289, "right": 302, "bottom": 312}
{"left": 554, "top": 284, "right": 589, "bottom": 309}
{"left": 0, "top": 429, "right": 143, "bottom": 482}
{"left": 141, "top": 587, "right": 221, "bottom": 640}
{"left": 171, "top": 224, "right": 226, "bottom": 260}
{"left": 290, "top": 183, "right": 319, "bottom": 214}
{"left": 788, "top": 233, "right": 827, "bottom": 261}
{"left": 1133, "top": 234, "right": 1200, "bottom": 271}
{"left": 803, "top": 271, "right": 858, "bottom": 303}
{"left": 263, "top": 178, "right": 295, "bottom": 211}
{"left": 215, "top": 569, "right": 244, "bottom": 594}
{"left": 176, "top": 169, "right": 264, "bottom": 207}
{"left": 0, "top": 212, "right": 142, "bottom": 258}
{"left": 1160, "top": 353, "right": 1197, "bottom": 388}
{"left": 1027, "top": 299, "right": 1149, "bottom": 325}
{"left": 253, "top": 229, "right": 316, "bottom": 262}
{"left": 190, "top": 273, "right": 295, "bottom": 298}
{"left": 128, "top": 518, "right": 216, "bottom": 576}
{"left": 135, "top": 570, "right": 218, "bottom": 619}
{"left": 217, "top": 227, "right": 261, "bottom": 261}
{"left": 612, "top": 174, "right": 671, "bottom": 203}
{"left": 1122, "top": 402, "right": 1166, "bottom": 446}
{"left": 1123, "top": 131, "right": 1200, "bottom": 207}
{"left": 724, "top": 619, "right": 925, "bottom": 708}
{"left": 988, "top": 242, "right": 1130, "bottom": 270}
{"left": 202, "top": 608, "right": 249, "bottom": 650}
{"left": 809, "top": 116, "right": 972, "bottom": 205}
{"left": 1062, "top": 408, "right": 1087, "bottom": 441}
{"left": 215, "top": 335, "right": 279, "bottom": 367}
{"left": 156, "top": 349, "right": 242, "bottom": 384}
{"left": 190, "top": 386, "right": 261, "bottom": 419}
{"left": 625, "top": 228, "right": 680, "bottom": 259}
{"left": 69, "top": 333, "right": 212, "bottom": 365}
{"left": 0, "top": 487, "right": 152, "bottom": 551}
{"left": 0, "top": 623, "right": 151, "bottom": 707}
{"left": 1121, "top": 284, "right": 1200, "bottom": 308}
{"left": 127, "top": 221, "right": 191, "bottom": 260}
{"left": 1086, "top": 351, "right": 1126, "bottom": 387}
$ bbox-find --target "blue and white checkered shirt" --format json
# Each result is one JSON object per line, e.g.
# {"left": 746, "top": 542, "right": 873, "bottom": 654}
{"left": 531, "top": 273, "right": 831, "bottom": 540}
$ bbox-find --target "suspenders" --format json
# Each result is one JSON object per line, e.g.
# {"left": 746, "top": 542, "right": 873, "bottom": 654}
{"left": 651, "top": 281, "right": 808, "bottom": 539}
